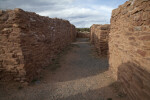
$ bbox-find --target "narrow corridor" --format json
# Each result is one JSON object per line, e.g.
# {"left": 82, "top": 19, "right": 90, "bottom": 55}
{"left": 0, "top": 38, "right": 127, "bottom": 100}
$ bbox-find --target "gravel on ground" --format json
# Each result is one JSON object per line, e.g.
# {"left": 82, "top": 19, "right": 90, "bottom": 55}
{"left": 0, "top": 38, "right": 128, "bottom": 100}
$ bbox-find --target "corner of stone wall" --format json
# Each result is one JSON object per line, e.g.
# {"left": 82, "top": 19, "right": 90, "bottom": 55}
{"left": 90, "top": 24, "right": 110, "bottom": 56}
{"left": 0, "top": 8, "right": 77, "bottom": 83}
{"left": 0, "top": 9, "right": 27, "bottom": 82}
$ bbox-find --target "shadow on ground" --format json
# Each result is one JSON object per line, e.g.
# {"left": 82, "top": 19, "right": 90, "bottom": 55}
{"left": 58, "top": 81, "right": 127, "bottom": 100}
{"left": 45, "top": 38, "right": 109, "bottom": 83}
{"left": 0, "top": 38, "right": 129, "bottom": 100}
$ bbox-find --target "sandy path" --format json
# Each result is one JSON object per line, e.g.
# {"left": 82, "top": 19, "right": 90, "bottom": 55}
{"left": 0, "top": 38, "right": 127, "bottom": 100}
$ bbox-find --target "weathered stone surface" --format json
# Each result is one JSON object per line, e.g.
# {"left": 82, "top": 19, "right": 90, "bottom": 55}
{"left": 77, "top": 32, "right": 90, "bottom": 38}
{"left": 0, "top": 9, "right": 77, "bottom": 82}
{"left": 109, "top": 0, "right": 150, "bottom": 100}
{"left": 90, "top": 24, "right": 110, "bottom": 56}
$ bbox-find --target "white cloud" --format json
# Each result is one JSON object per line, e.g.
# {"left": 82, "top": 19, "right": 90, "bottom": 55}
{"left": 0, "top": 0, "right": 114, "bottom": 28}
{"left": 37, "top": 5, "right": 112, "bottom": 27}
{"left": 93, "top": 5, "right": 114, "bottom": 13}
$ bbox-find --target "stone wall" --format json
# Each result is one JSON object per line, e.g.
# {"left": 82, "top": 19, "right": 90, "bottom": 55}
{"left": 0, "top": 9, "right": 77, "bottom": 82}
{"left": 90, "top": 24, "right": 110, "bottom": 56}
{"left": 77, "top": 32, "right": 90, "bottom": 38}
{"left": 109, "top": 0, "right": 150, "bottom": 99}
{"left": 90, "top": 24, "right": 99, "bottom": 44}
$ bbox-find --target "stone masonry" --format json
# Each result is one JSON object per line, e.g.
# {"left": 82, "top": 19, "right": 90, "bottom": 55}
{"left": 77, "top": 32, "right": 90, "bottom": 38}
{"left": 0, "top": 9, "right": 76, "bottom": 82}
{"left": 90, "top": 24, "right": 110, "bottom": 56}
{"left": 109, "top": 0, "right": 150, "bottom": 100}
{"left": 90, "top": 24, "right": 99, "bottom": 44}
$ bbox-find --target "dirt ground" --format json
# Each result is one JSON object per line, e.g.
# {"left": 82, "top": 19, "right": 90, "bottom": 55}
{"left": 0, "top": 38, "right": 128, "bottom": 100}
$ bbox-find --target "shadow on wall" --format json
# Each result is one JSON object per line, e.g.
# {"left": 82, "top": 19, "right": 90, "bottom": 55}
{"left": 92, "top": 33, "right": 108, "bottom": 56}
{"left": 91, "top": 25, "right": 109, "bottom": 56}
{"left": 99, "top": 31, "right": 109, "bottom": 56}
{"left": 117, "top": 62, "right": 150, "bottom": 100}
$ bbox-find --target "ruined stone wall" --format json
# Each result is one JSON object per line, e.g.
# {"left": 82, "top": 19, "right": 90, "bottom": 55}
{"left": 90, "top": 24, "right": 110, "bottom": 56}
{"left": 109, "top": 0, "right": 150, "bottom": 99}
{"left": 77, "top": 32, "right": 90, "bottom": 38}
{"left": 0, "top": 9, "right": 77, "bottom": 82}
{"left": 90, "top": 24, "right": 99, "bottom": 44}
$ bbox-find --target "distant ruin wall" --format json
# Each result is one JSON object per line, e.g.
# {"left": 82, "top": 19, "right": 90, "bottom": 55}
{"left": 109, "top": 0, "right": 150, "bottom": 99}
{"left": 90, "top": 24, "right": 99, "bottom": 44}
{"left": 0, "top": 9, "right": 77, "bottom": 82}
{"left": 90, "top": 24, "right": 110, "bottom": 56}
{"left": 77, "top": 32, "right": 90, "bottom": 38}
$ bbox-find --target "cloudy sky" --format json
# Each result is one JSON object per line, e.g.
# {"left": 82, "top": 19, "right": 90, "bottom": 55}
{"left": 0, "top": 0, "right": 127, "bottom": 28}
